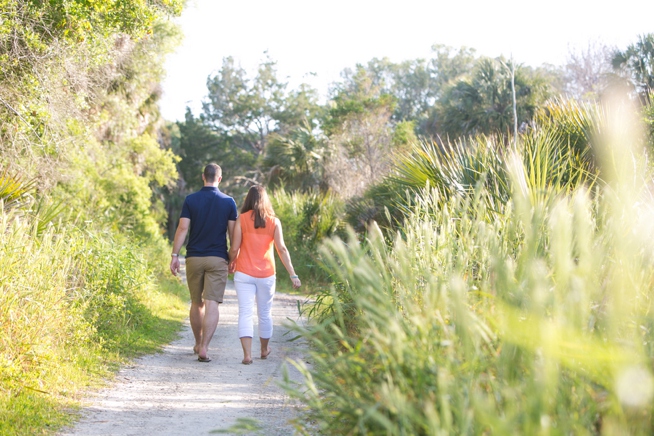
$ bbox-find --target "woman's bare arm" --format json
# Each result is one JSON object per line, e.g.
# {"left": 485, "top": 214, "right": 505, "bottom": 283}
{"left": 273, "top": 219, "right": 301, "bottom": 289}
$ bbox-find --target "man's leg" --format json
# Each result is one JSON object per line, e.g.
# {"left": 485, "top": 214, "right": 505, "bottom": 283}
{"left": 198, "top": 300, "right": 218, "bottom": 360}
{"left": 185, "top": 257, "right": 205, "bottom": 354}
{"left": 197, "top": 257, "right": 227, "bottom": 361}
{"left": 189, "top": 301, "right": 204, "bottom": 353}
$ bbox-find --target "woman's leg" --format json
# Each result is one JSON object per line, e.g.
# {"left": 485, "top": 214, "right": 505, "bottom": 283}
{"left": 239, "top": 337, "right": 252, "bottom": 364}
{"left": 260, "top": 337, "right": 271, "bottom": 359}
{"left": 255, "top": 275, "right": 276, "bottom": 358}
{"left": 234, "top": 272, "right": 256, "bottom": 363}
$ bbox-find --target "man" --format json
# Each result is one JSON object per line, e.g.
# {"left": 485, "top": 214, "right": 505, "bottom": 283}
{"left": 170, "top": 163, "right": 237, "bottom": 362}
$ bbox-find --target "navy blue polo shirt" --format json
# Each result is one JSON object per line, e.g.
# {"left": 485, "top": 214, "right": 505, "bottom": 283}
{"left": 180, "top": 187, "right": 238, "bottom": 260}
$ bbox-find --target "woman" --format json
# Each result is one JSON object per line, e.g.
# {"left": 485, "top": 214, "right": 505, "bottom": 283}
{"left": 228, "top": 185, "right": 301, "bottom": 365}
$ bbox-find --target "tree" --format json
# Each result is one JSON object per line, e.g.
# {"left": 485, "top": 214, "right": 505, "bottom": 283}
{"left": 174, "top": 109, "right": 256, "bottom": 198}
{"left": 263, "top": 119, "right": 327, "bottom": 192}
{"left": 612, "top": 33, "right": 654, "bottom": 105}
{"left": 191, "top": 55, "right": 321, "bottom": 189}
{"left": 0, "top": 0, "right": 185, "bottom": 241}
{"left": 434, "top": 57, "right": 551, "bottom": 140}
{"left": 564, "top": 41, "right": 614, "bottom": 101}
{"left": 202, "top": 56, "right": 286, "bottom": 156}
{"left": 322, "top": 67, "right": 397, "bottom": 198}
{"left": 334, "top": 46, "right": 476, "bottom": 135}
{"left": 322, "top": 51, "right": 479, "bottom": 197}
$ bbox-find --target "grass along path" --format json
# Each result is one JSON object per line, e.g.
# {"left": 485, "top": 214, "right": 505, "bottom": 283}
{"left": 58, "top": 278, "right": 309, "bottom": 436}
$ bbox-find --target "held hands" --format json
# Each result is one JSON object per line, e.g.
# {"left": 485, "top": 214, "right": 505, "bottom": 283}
{"left": 228, "top": 260, "right": 237, "bottom": 274}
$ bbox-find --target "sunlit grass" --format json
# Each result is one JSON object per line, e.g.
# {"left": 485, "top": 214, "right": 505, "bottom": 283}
{"left": 284, "top": 96, "right": 654, "bottom": 434}
{"left": 0, "top": 208, "right": 189, "bottom": 434}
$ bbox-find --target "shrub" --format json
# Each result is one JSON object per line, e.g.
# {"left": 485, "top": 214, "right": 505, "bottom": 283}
{"left": 0, "top": 203, "right": 188, "bottom": 434}
{"left": 270, "top": 188, "right": 345, "bottom": 291}
{"left": 356, "top": 98, "right": 601, "bottom": 235}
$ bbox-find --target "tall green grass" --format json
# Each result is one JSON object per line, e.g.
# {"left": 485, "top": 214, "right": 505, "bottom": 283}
{"left": 284, "top": 97, "right": 654, "bottom": 434}
{"left": 270, "top": 188, "right": 344, "bottom": 292}
{"left": 0, "top": 206, "right": 188, "bottom": 434}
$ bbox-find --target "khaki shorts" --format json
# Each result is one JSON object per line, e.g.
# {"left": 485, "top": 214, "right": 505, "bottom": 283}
{"left": 185, "top": 256, "right": 228, "bottom": 304}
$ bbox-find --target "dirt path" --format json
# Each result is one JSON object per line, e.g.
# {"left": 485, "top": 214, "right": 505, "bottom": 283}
{"left": 59, "top": 279, "right": 309, "bottom": 436}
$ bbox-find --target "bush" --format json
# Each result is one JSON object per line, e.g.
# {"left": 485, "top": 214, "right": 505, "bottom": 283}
{"left": 0, "top": 205, "right": 188, "bottom": 434}
{"left": 356, "top": 98, "right": 601, "bottom": 235}
{"left": 270, "top": 188, "right": 345, "bottom": 291}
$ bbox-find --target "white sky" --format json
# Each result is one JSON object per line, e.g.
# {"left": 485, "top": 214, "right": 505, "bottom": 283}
{"left": 159, "top": 0, "right": 654, "bottom": 121}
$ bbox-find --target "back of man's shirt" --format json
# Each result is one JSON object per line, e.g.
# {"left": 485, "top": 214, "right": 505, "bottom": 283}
{"left": 180, "top": 187, "right": 238, "bottom": 260}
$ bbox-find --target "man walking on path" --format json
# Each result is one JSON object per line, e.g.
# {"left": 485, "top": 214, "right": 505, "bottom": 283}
{"left": 170, "top": 163, "right": 238, "bottom": 362}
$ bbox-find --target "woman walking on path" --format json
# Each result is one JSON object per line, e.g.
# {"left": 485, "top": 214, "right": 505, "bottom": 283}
{"left": 228, "top": 185, "right": 301, "bottom": 365}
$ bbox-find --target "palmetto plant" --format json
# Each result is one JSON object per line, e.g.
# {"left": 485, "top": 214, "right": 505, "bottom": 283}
{"left": 0, "top": 169, "right": 35, "bottom": 211}
{"left": 270, "top": 188, "right": 344, "bottom": 291}
{"left": 264, "top": 119, "right": 326, "bottom": 192}
{"left": 0, "top": 168, "right": 74, "bottom": 236}
{"left": 367, "top": 98, "right": 601, "bottom": 226}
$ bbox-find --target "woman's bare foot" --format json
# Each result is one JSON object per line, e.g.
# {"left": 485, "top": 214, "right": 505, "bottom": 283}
{"left": 261, "top": 347, "right": 271, "bottom": 359}
{"left": 193, "top": 345, "right": 200, "bottom": 354}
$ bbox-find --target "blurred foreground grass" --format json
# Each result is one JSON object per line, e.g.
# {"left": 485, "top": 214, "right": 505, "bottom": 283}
{"left": 284, "top": 97, "right": 654, "bottom": 434}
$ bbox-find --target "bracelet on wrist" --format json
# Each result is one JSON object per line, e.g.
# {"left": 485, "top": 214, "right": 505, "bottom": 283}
{"left": 290, "top": 275, "right": 298, "bottom": 279}
{"left": 171, "top": 253, "right": 179, "bottom": 257}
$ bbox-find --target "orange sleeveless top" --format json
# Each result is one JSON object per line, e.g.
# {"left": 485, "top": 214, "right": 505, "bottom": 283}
{"left": 235, "top": 210, "right": 276, "bottom": 278}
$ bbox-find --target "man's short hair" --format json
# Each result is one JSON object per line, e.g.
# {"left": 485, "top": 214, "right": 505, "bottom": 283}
{"left": 203, "top": 163, "right": 222, "bottom": 183}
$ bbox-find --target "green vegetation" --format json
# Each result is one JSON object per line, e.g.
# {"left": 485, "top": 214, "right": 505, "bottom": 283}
{"left": 4, "top": 0, "right": 654, "bottom": 431}
{"left": 0, "top": 206, "right": 187, "bottom": 435}
{"left": 167, "top": 31, "right": 654, "bottom": 432}
{"left": 283, "top": 96, "right": 654, "bottom": 434}
{"left": 152, "top": 33, "right": 652, "bottom": 434}
{"left": 612, "top": 34, "right": 654, "bottom": 105}
{"left": 270, "top": 188, "right": 345, "bottom": 291}
{"left": 170, "top": 42, "right": 572, "bottom": 227}
{"left": 0, "top": 0, "right": 187, "bottom": 434}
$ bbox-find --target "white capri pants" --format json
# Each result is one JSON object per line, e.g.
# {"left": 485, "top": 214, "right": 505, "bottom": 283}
{"left": 233, "top": 271, "right": 276, "bottom": 339}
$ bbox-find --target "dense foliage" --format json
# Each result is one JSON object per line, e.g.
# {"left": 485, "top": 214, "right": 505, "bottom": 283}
{"left": 172, "top": 46, "right": 556, "bottom": 201}
{"left": 284, "top": 96, "right": 654, "bottom": 435}
{"left": 0, "top": 0, "right": 187, "bottom": 433}
{"left": 4, "top": 3, "right": 654, "bottom": 430}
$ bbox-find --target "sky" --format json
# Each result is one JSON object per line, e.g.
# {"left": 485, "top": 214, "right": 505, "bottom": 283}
{"left": 159, "top": 0, "right": 654, "bottom": 121}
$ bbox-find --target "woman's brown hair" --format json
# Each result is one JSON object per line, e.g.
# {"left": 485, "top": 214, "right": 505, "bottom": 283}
{"left": 241, "top": 185, "right": 275, "bottom": 229}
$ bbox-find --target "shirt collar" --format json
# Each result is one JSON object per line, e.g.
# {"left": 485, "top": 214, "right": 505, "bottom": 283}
{"left": 201, "top": 186, "right": 219, "bottom": 192}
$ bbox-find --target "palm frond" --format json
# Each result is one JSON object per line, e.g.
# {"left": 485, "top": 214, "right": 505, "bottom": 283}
{"left": 0, "top": 169, "right": 36, "bottom": 211}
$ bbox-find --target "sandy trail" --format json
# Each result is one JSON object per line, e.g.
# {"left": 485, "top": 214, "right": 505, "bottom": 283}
{"left": 60, "top": 278, "right": 309, "bottom": 436}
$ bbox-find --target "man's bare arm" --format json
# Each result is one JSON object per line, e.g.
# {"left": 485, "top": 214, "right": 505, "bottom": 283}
{"left": 227, "top": 219, "right": 236, "bottom": 247}
{"left": 170, "top": 218, "right": 190, "bottom": 276}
